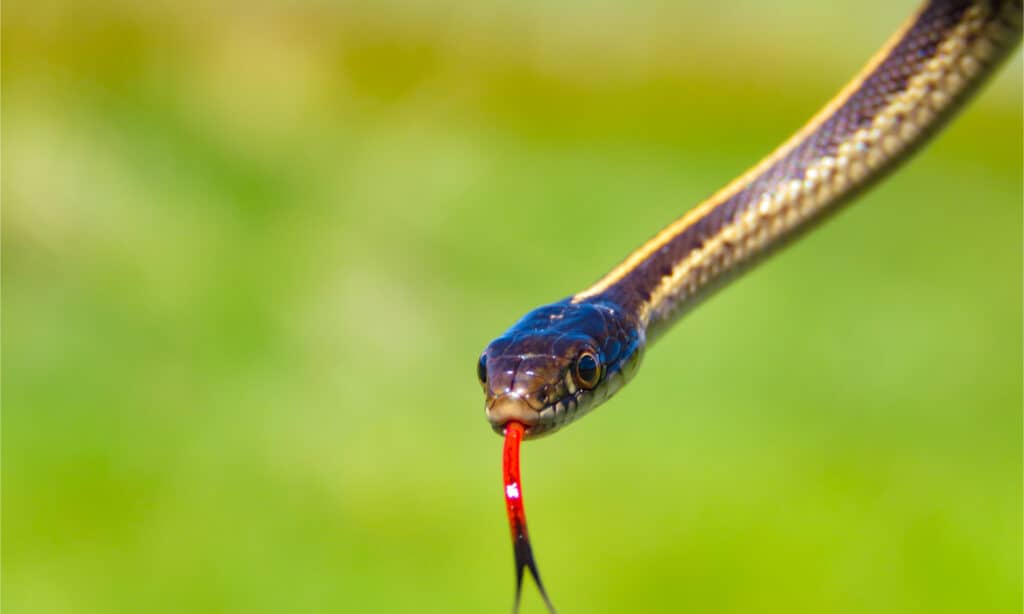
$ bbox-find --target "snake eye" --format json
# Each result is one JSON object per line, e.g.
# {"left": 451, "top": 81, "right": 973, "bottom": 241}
{"left": 477, "top": 354, "right": 488, "bottom": 385}
{"left": 574, "top": 351, "right": 601, "bottom": 389}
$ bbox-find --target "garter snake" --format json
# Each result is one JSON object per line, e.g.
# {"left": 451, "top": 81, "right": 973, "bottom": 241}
{"left": 479, "top": 2, "right": 1021, "bottom": 609}
{"left": 478, "top": 0, "right": 1022, "bottom": 439}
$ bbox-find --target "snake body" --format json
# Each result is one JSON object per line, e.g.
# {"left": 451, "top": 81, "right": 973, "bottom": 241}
{"left": 478, "top": 0, "right": 1022, "bottom": 439}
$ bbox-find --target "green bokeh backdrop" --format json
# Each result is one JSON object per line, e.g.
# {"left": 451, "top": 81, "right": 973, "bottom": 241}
{"left": 4, "top": 1, "right": 1021, "bottom": 612}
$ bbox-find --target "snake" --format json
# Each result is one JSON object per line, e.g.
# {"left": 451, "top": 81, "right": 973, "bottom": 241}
{"left": 476, "top": 1, "right": 1022, "bottom": 611}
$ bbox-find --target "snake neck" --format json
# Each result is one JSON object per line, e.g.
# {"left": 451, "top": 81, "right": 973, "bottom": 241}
{"left": 571, "top": 0, "right": 1022, "bottom": 343}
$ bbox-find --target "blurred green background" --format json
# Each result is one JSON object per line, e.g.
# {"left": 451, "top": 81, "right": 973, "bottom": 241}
{"left": 4, "top": 1, "right": 1021, "bottom": 612}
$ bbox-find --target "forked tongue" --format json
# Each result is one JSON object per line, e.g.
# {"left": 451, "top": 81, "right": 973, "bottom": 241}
{"left": 503, "top": 421, "right": 556, "bottom": 613}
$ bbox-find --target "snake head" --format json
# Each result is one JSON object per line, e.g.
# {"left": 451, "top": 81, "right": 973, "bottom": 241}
{"left": 477, "top": 299, "right": 643, "bottom": 439}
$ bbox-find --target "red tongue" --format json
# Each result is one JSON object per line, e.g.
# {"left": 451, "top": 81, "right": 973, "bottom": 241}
{"left": 502, "top": 422, "right": 556, "bottom": 613}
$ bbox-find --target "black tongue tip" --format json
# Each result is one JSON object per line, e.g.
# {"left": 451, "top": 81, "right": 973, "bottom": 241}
{"left": 512, "top": 533, "right": 556, "bottom": 614}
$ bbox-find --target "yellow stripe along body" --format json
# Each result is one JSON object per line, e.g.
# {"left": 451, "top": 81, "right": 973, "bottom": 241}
{"left": 574, "top": 0, "right": 1022, "bottom": 342}
{"left": 480, "top": 0, "right": 1021, "bottom": 440}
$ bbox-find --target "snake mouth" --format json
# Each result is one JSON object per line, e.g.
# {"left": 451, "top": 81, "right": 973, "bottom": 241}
{"left": 487, "top": 390, "right": 585, "bottom": 438}
{"left": 487, "top": 394, "right": 541, "bottom": 431}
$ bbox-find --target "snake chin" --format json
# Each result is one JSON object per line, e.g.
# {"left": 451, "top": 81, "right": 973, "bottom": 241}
{"left": 486, "top": 393, "right": 542, "bottom": 430}
{"left": 487, "top": 388, "right": 580, "bottom": 436}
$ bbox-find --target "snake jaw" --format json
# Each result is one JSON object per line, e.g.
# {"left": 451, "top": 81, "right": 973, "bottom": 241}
{"left": 488, "top": 387, "right": 589, "bottom": 439}
{"left": 487, "top": 394, "right": 543, "bottom": 432}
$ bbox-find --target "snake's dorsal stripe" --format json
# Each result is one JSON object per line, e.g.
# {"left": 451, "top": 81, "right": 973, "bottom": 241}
{"left": 572, "top": 0, "right": 1022, "bottom": 339}
{"left": 573, "top": 2, "right": 927, "bottom": 303}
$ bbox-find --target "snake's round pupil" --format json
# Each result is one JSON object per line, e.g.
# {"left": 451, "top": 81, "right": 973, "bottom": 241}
{"left": 477, "top": 355, "right": 488, "bottom": 384}
{"left": 576, "top": 352, "right": 600, "bottom": 388}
